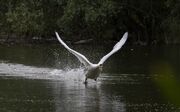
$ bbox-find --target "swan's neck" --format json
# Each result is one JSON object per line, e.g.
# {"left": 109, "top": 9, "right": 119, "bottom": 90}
{"left": 90, "top": 64, "right": 103, "bottom": 71}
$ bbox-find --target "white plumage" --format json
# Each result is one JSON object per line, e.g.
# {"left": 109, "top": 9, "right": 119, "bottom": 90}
{"left": 55, "top": 32, "right": 128, "bottom": 83}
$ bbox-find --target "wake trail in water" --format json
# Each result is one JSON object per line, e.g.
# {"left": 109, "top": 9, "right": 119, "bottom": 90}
{"left": 0, "top": 62, "right": 142, "bottom": 85}
{"left": 0, "top": 62, "right": 85, "bottom": 81}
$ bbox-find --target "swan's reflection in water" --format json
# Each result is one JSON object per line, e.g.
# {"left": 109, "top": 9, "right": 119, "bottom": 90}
{"left": 51, "top": 80, "right": 126, "bottom": 112}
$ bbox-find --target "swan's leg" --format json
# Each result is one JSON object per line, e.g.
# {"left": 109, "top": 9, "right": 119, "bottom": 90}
{"left": 84, "top": 78, "right": 87, "bottom": 84}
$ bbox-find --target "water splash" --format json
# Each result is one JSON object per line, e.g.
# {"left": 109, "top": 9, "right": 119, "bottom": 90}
{"left": 0, "top": 62, "right": 85, "bottom": 81}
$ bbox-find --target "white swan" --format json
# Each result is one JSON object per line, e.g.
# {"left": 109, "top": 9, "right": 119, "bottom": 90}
{"left": 55, "top": 32, "right": 128, "bottom": 83}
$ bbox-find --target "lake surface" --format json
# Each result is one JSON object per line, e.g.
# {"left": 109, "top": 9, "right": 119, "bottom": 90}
{"left": 0, "top": 44, "right": 180, "bottom": 112}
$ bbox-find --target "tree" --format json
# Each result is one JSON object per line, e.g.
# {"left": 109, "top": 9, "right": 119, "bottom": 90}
{"left": 5, "top": 1, "right": 44, "bottom": 39}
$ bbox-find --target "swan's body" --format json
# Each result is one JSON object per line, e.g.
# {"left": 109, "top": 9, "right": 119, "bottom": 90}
{"left": 55, "top": 32, "right": 128, "bottom": 83}
{"left": 84, "top": 64, "right": 102, "bottom": 82}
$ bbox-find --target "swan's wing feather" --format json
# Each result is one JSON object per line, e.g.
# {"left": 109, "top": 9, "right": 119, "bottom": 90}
{"left": 98, "top": 32, "right": 128, "bottom": 65}
{"left": 55, "top": 32, "right": 92, "bottom": 67}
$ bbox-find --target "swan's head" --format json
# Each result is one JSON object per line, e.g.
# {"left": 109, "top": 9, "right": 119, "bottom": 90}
{"left": 99, "top": 64, "right": 103, "bottom": 71}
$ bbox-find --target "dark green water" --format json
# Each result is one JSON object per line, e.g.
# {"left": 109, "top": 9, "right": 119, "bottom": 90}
{"left": 0, "top": 44, "right": 180, "bottom": 112}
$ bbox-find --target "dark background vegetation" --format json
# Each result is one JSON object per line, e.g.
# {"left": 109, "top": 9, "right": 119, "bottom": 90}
{"left": 0, "top": 0, "right": 180, "bottom": 45}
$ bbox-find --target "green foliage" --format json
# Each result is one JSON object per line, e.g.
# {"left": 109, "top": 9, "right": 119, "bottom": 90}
{"left": 0, "top": 0, "right": 180, "bottom": 44}
{"left": 5, "top": 2, "right": 44, "bottom": 36}
{"left": 58, "top": 0, "right": 126, "bottom": 40}
{"left": 161, "top": 0, "right": 180, "bottom": 44}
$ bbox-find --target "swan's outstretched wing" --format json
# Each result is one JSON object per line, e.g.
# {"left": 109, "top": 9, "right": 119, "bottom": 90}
{"left": 98, "top": 32, "right": 128, "bottom": 65}
{"left": 55, "top": 32, "right": 93, "bottom": 67}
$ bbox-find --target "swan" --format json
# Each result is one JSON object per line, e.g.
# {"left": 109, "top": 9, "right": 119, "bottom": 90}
{"left": 55, "top": 32, "right": 128, "bottom": 84}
